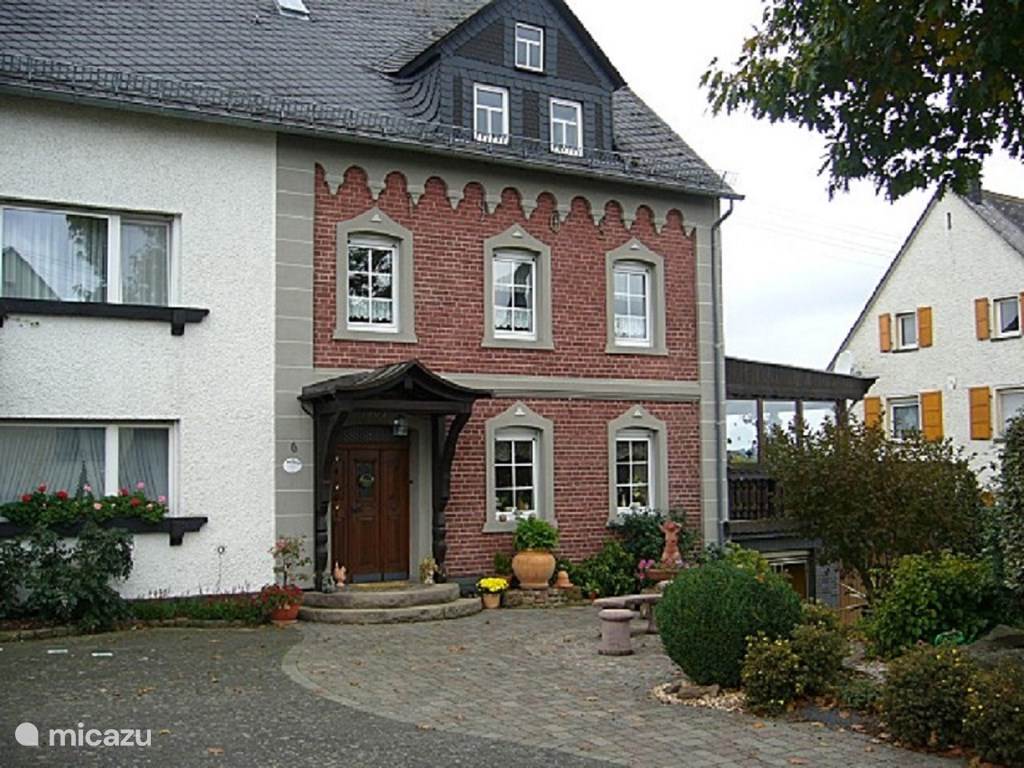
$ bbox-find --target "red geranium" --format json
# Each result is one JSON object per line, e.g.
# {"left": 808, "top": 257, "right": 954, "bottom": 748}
{"left": 20, "top": 494, "right": 32, "bottom": 503}
{"left": 55, "top": 490, "right": 69, "bottom": 500}
{"left": 129, "top": 497, "right": 142, "bottom": 508}
{"left": 37, "top": 484, "right": 47, "bottom": 493}
{"left": 119, "top": 488, "right": 129, "bottom": 497}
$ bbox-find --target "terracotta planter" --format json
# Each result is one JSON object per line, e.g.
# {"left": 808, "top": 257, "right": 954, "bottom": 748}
{"left": 512, "top": 550, "right": 556, "bottom": 589}
{"left": 481, "top": 592, "right": 502, "bottom": 609}
{"left": 269, "top": 603, "right": 300, "bottom": 625}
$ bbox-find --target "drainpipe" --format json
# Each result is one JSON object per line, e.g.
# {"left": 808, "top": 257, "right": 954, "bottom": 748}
{"left": 710, "top": 198, "right": 735, "bottom": 545}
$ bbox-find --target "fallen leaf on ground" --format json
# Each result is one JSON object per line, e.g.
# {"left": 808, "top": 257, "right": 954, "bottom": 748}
{"left": 752, "top": 722, "right": 766, "bottom": 729}
{"left": 789, "top": 759, "right": 808, "bottom": 765}
{"left": 206, "top": 747, "right": 224, "bottom": 756}
{"left": 158, "top": 729, "right": 171, "bottom": 736}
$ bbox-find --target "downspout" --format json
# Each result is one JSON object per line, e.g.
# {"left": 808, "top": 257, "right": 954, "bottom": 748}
{"left": 710, "top": 198, "right": 734, "bottom": 544}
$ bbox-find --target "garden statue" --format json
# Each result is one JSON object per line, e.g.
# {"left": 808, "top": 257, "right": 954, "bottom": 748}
{"left": 333, "top": 562, "right": 347, "bottom": 589}
{"left": 419, "top": 556, "right": 437, "bottom": 585}
{"left": 659, "top": 520, "right": 684, "bottom": 567}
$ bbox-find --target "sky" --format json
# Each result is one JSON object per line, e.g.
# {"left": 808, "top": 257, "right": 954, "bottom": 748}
{"left": 568, "top": 0, "right": 1024, "bottom": 369}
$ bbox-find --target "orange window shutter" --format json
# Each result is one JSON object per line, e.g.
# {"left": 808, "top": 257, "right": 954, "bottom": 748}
{"left": 878, "top": 314, "right": 892, "bottom": 352}
{"left": 863, "top": 397, "right": 882, "bottom": 428}
{"left": 921, "top": 391, "right": 944, "bottom": 440}
{"left": 917, "top": 306, "right": 933, "bottom": 347}
{"left": 969, "top": 387, "right": 993, "bottom": 440}
{"left": 975, "top": 298, "right": 991, "bottom": 340}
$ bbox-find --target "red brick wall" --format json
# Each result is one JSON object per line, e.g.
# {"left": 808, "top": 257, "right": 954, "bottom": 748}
{"left": 313, "top": 164, "right": 699, "bottom": 379}
{"left": 444, "top": 398, "right": 701, "bottom": 577}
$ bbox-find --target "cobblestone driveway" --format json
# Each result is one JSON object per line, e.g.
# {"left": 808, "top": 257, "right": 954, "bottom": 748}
{"left": 286, "top": 607, "right": 957, "bottom": 768}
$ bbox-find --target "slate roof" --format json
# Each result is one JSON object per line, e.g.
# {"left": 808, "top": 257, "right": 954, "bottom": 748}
{"left": 827, "top": 187, "right": 1024, "bottom": 370}
{"left": 0, "top": 0, "right": 735, "bottom": 198}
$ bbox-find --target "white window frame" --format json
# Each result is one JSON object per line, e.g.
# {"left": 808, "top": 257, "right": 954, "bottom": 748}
{"left": 473, "top": 84, "right": 510, "bottom": 145}
{"left": 614, "top": 429, "right": 654, "bottom": 515}
{"left": 492, "top": 250, "right": 536, "bottom": 340}
{"left": 994, "top": 296, "right": 1022, "bottom": 339}
{"left": 0, "top": 202, "right": 175, "bottom": 305}
{"left": 890, "top": 397, "right": 921, "bottom": 439}
{"left": 895, "top": 311, "right": 918, "bottom": 350}
{"left": 514, "top": 23, "right": 544, "bottom": 72}
{"left": 997, "top": 387, "right": 1024, "bottom": 437}
{"left": 493, "top": 427, "right": 538, "bottom": 524}
{"left": 0, "top": 421, "right": 177, "bottom": 511}
{"left": 345, "top": 235, "right": 399, "bottom": 334}
{"left": 549, "top": 98, "right": 583, "bottom": 157}
{"left": 612, "top": 261, "right": 652, "bottom": 347}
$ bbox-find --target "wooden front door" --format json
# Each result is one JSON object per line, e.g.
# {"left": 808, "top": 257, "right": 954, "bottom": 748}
{"left": 330, "top": 444, "right": 409, "bottom": 583}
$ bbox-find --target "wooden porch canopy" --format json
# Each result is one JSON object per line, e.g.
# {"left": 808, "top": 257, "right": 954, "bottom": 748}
{"left": 298, "top": 360, "right": 490, "bottom": 588}
{"left": 726, "top": 356, "right": 875, "bottom": 402}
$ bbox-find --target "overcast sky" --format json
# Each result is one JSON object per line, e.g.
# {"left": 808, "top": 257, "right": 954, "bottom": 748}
{"left": 569, "top": 0, "right": 1024, "bottom": 369}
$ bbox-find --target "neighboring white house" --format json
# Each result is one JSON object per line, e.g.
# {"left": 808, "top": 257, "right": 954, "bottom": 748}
{"left": 831, "top": 187, "right": 1024, "bottom": 483}
{"left": 0, "top": 96, "right": 278, "bottom": 597}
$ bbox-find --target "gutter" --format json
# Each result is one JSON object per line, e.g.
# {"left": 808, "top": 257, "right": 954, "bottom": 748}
{"left": 710, "top": 198, "right": 735, "bottom": 544}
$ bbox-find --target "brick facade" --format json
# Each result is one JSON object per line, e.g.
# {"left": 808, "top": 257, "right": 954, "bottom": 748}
{"left": 313, "top": 164, "right": 698, "bottom": 379}
{"left": 312, "top": 162, "right": 704, "bottom": 576}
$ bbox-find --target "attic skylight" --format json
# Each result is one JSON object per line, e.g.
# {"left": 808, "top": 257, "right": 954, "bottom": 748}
{"left": 276, "top": 0, "right": 309, "bottom": 18}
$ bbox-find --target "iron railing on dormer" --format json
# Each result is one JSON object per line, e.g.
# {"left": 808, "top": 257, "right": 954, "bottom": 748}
{"left": 0, "top": 52, "right": 734, "bottom": 196}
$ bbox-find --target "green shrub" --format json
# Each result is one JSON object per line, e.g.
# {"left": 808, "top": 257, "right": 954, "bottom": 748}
{"left": 657, "top": 559, "right": 802, "bottom": 687}
{"left": 991, "top": 413, "right": 1024, "bottom": 613}
{"left": 609, "top": 509, "right": 697, "bottom": 563}
{"left": 512, "top": 517, "right": 559, "bottom": 552}
{"left": 493, "top": 552, "right": 513, "bottom": 576}
{"left": 742, "top": 634, "right": 803, "bottom": 714}
{"left": 21, "top": 523, "right": 134, "bottom": 632}
{"left": 699, "top": 543, "right": 772, "bottom": 578}
{"left": 867, "top": 552, "right": 999, "bottom": 658}
{"left": 792, "top": 620, "right": 848, "bottom": 695}
{"left": 800, "top": 600, "right": 841, "bottom": 631}
{"left": 835, "top": 675, "right": 882, "bottom": 713}
{"left": 965, "top": 660, "right": 1024, "bottom": 767}
{"left": 881, "top": 646, "right": 974, "bottom": 749}
{"left": 129, "top": 594, "right": 267, "bottom": 624}
{"left": 0, "top": 539, "right": 29, "bottom": 618}
{"left": 568, "top": 540, "right": 636, "bottom": 597}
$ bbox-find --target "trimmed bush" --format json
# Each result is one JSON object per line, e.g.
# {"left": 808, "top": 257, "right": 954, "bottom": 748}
{"left": 568, "top": 540, "right": 635, "bottom": 597}
{"left": 881, "top": 646, "right": 974, "bottom": 749}
{"left": 129, "top": 594, "right": 268, "bottom": 624}
{"left": 657, "top": 559, "right": 801, "bottom": 686}
{"left": 609, "top": 509, "right": 697, "bottom": 563}
{"left": 742, "top": 634, "right": 803, "bottom": 714}
{"left": 965, "top": 660, "right": 1024, "bottom": 767}
{"left": 867, "top": 552, "right": 999, "bottom": 658}
{"left": 835, "top": 675, "right": 882, "bottom": 713}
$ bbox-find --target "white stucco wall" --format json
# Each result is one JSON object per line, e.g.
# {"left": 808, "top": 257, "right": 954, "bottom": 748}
{"left": 840, "top": 192, "right": 1024, "bottom": 483}
{"left": 0, "top": 96, "right": 277, "bottom": 597}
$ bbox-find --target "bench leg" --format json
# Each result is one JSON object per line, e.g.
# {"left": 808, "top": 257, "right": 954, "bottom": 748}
{"left": 599, "top": 618, "right": 634, "bottom": 656}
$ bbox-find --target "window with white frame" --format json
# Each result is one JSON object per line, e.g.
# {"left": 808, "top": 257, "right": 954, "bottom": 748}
{"left": 493, "top": 250, "right": 535, "bottom": 338}
{"left": 896, "top": 312, "right": 918, "bottom": 349}
{"left": 1, "top": 204, "right": 171, "bottom": 305}
{"left": 890, "top": 398, "right": 921, "bottom": 439}
{"left": 515, "top": 23, "right": 544, "bottom": 71}
{"left": 0, "top": 423, "right": 171, "bottom": 504}
{"left": 473, "top": 84, "right": 509, "bottom": 145}
{"left": 995, "top": 297, "right": 1021, "bottom": 338}
{"left": 613, "top": 262, "right": 651, "bottom": 345}
{"left": 550, "top": 99, "right": 582, "bottom": 156}
{"left": 999, "top": 388, "right": 1024, "bottom": 436}
{"left": 346, "top": 236, "right": 397, "bottom": 331}
{"left": 493, "top": 429, "right": 537, "bottom": 523}
{"left": 615, "top": 430, "right": 653, "bottom": 514}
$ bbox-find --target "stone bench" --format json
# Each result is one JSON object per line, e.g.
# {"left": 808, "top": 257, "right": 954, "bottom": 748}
{"left": 593, "top": 593, "right": 661, "bottom": 636}
{"left": 597, "top": 608, "right": 635, "bottom": 656}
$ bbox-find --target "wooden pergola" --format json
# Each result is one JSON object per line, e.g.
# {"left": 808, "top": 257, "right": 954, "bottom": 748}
{"left": 299, "top": 360, "right": 490, "bottom": 589}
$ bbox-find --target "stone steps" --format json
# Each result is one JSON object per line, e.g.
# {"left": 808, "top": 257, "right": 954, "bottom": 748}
{"left": 299, "top": 597, "right": 482, "bottom": 625}
{"left": 303, "top": 582, "right": 460, "bottom": 610}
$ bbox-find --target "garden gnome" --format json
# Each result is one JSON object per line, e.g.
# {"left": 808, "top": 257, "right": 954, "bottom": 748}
{"left": 659, "top": 520, "right": 684, "bottom": 567}
{"left": 333, "top": 562, "right": 347, "bottom": 589}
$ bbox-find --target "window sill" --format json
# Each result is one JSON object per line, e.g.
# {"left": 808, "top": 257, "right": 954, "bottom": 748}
{"left": 0, "top": 298, "right": 209, "bottom": 336}
{"left": 605, "top": 343, "right": 668, "bottom": 356}
{"left": 483, "top": 337, "right": 554, "bottom": 351}
{"left": 0, "top": 516, "right": 208, "bottom": 546}
{"left": 991, "top": 334, "right": 1021, "bottom": 342}
{"left": 333, "top": 327, "right": 418, "bottom": 344}
{"left": 482, "top": 520, "right": 518, "bottom": 534}
{"left": 892, "top": 346, "right": 919, "bottom": 353}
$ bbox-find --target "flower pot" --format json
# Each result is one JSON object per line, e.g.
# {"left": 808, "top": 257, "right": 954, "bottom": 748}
{"left": 512, "top": 550, "right": 556, "bottom": 589}
{"left": 269, "top": 603, "right": 300, "bottom": 625}
{"left": 481, "top": 592, "right": 501, "bottom": 609}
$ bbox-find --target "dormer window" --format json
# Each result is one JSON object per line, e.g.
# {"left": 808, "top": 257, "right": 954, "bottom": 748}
{"left": 473, "top": 84, "right": 509, "bottom": 145}
{"left": 515, "top": 23, "right": 544, "bottom": 72}
{"left": 550, "top": 98, "right": 582, "bottom": 157}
